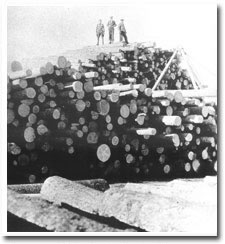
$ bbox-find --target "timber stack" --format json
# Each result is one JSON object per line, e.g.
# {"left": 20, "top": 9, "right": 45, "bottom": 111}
{"left": 7, "top": 44, "right": 217, "bottom": 184}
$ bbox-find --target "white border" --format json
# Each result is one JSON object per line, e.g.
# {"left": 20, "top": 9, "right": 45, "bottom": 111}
{"left": 1, "top": 0, "right": 222, "bottom": 239}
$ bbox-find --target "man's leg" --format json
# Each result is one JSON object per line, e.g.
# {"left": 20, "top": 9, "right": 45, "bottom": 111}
{"left": 109, "top": 30, "right": 111, "bottom": 44}
{"left": 111, "top": 28, "right": 114, "bottom": 43}
{"left": 102, "top": 34, "right": 104, "bottom": 45}
{"left": 120, "top": 32, "right": 123, "bottom": 42}
{"left": 121, "top": 31, "right": 128, "bottom": 44}
{"left": 97, "top": 34, "right": 100, "bottom": 45}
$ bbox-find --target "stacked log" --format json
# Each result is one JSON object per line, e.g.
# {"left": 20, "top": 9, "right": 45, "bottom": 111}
{"left": 7, "top": 45, "right": 217, "bottom": 183}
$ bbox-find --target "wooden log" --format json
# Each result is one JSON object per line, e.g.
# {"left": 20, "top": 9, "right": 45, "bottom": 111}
{"left": 76, "top": 90, "right": 85, "bottom": 99}
{"left": 11, "top": 79, "right": 28, "bottom": 90}
{"left": 163, "top": 164, "right": 171, "bottom": 175}
{"left": 59, "top": 90, "right": 75, "bottom": 98}
{"left": 93, "top": 83, "right": 121, "bottom": 91}
{"left": 97, "top": 144, "right": 111, "bottom": 163}
{"left": 132, "top": 127, "right": 157, "bottom": 136}
{"left": 7, "top": 142, "right": 21, "bottom": 155}
{"left": 199, "top": 137, "right": 216, "bottom": 146}
{"left": 34, "top": 77, "right": 44, "bottom": 87}
{"left": 45, "top": 79, "right": 56, "bottom": 87}
{"left": 174, "top": 108, "right": 189, "bottom": 117}
{"left": 108, "top": 91, "right": 120, "bottom": 103}
{"left": 93, "top": 83, "right": 144, "bottom": 92}
{"left": 179, "top": 133, "right": 193, "bottom": 143}
{"left": 40, "top": 176, "right": 216, "bottom": 233}
{"left": 11, "top": 119, "right": 19, "bottom": 127}
{"left": 108, "top": 132, "right": 119, "bottom": 146}
{"left": 199, "top": 124, "right": 217, "bottom": 136}
{"left": 7, "top": 109, "right": 15, "bottom": 124}
{"left": 135, "top": 113, "right": 146, "bottom": 125}
{"left": 188, "top": 106, "right": 209, "bottom": 118}
{"left": 86, "top": 132, "right": 99, "bottom": 144}
{"left": 32, "top": 105, "right": 40, "bottom": 114}
{"left": 184, "top": 162, "right": 192, "bottom": 172}
{"left": 24, "top": 127, "right": 36, "bottom": 143}
{"left": 37, "top": 93, "right": 46, "bottom": 103}
{"left": 45, "top": 62, "right": 54, "bottom": 74}
{"left": 84, "top": 71, "right": 99, "bottom": 79}
{"left": 201, "top": 147, "right": 209, "bottom": 160}
{"left": 162, "top": 106, "right": 173, "bottom": 116}
{"left": 96, "top": 100, "right": 110, "bottom": 116}
{"left": 183, "top": 115, "right": 203, "bottom": 124}
{"left": 152, "top": 89, "right": 217, "bottom": 98}
{"left": 152, "top": 98, "right": 170, "bottom": 107}
{"left": 181, "top": 123, "right": 194, "bottom": 132}
{"left": 57, "top": 56, "right": 67, "bottom": 69}
{"left": 149, "top": 105, "right": 161, "bottom": 115}
{"left": 125, "top": 153, "right": 135, "bottom": 164}
{"left": 174, "top": 91, "right": 184, "bottom": 103}
{"left": 12, "top": 87, "right": 36, "bottom": 100}
{"left": 39, "top": 108, "right": 61, "bottom": 120}
{"left": 36, "top": 124, "right": 50, "bottom": 136}
{"left": 151, "top": 134, "right": 180, "bottom": 147}
{"left": 74, "top": 99, "right": 86, "bottom": 112}
{"left": 83, "top": 80, "right": 94, "bottom": 93}
{"left": 10, "top": 60, "right": 23, "bottom": 72}
{"left": 157, "top": 116, "right": 182, "bottom": 126}
{"left": 119, "top": 90, "right": 138, "bottom": 97}
{"left": 120, "top": 104, "right": 130, "bottom": 118}
{"left": 183, "top": 98, "right": 201, "bottom": 106}
{"left": 8, "top": 69, "right": 32, "bottom": 80}
{"left": 28, "top": 113, "right": 37, "bottom": 125}
{"left": 123, "top": 77, "right": 137, "bottom": 83}
{"left": 8, "top": 190, "right": 134, "bottom": 232}
{"left": 39, "top": 84, "right": 49, "bottom": 94}
{"left": 129, "top": 100, "right": 138, "bottom": 114}
{"left": 64, "top": 81, "right": 83, "bottom": 92}
{"left": 192, "top": 159, "right": 201, "bottom": 173}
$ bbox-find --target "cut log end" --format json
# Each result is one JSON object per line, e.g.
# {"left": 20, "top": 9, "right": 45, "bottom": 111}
{"left": 7, "top": 109, "right": 15, "bottom": 124}
{"left": 120, "top": 104, "right": 130, "bottom": 118}
{"left": 18, "top": 103, "right": 30, "bottom": 118}
{"left": 58, "top": 56, "right": 67, "bottom": 69}
{"left": 97, "top": 144, "right": 111, "bottom": 163}
{"left": 24, "top": 127, "right": 36, "bottom": 143}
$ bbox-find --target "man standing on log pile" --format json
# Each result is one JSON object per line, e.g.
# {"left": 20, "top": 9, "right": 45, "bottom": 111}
{"left": 107, "top": 16, "right": 116, "bottom": 44}
{"left": 118, "top": 19, "right": 129, "bottom": 45}
{"left": 96, "top": 19, "right": 105, "bottom": 46}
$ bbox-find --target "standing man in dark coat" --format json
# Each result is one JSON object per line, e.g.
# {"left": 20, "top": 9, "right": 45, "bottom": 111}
{"left": 118, "top": 19, "right": 129, "bottom": 45}
{"left": 107, "top": 16, "right": 116, "bottom": 44}
{"left": 96, "top": 19, "right": 105, "bottom": 45}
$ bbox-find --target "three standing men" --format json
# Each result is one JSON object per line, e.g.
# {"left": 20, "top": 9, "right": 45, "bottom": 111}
{"left": 96, "top": 17, "right": 128, "bottom": 45}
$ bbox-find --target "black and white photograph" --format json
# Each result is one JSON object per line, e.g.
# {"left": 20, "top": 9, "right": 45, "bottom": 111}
{"left": 1, "top": 0, "right": 219, "bottom": 237}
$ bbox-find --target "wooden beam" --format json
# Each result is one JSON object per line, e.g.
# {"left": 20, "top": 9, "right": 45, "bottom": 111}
{"left": 181, "top": 49, "right": 200, "bottom": 89}
{"left": 152, "top": 89, "right": 217, "bottom": 98}
{"left": 152, "top": 49, "right": 178, "bottom": 91}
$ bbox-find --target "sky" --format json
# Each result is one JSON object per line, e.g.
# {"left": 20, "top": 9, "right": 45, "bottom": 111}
{"left": 7, "top": 2, "right": 217, "bottom": 88}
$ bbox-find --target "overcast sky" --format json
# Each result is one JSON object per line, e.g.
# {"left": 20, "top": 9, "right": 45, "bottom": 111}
{"left": 7, "top": 2, "right": 217, "bottom": 88}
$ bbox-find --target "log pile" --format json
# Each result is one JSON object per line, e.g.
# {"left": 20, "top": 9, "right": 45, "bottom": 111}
{"left": 7, "top": 45, "right": 217, "bottom": 183}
